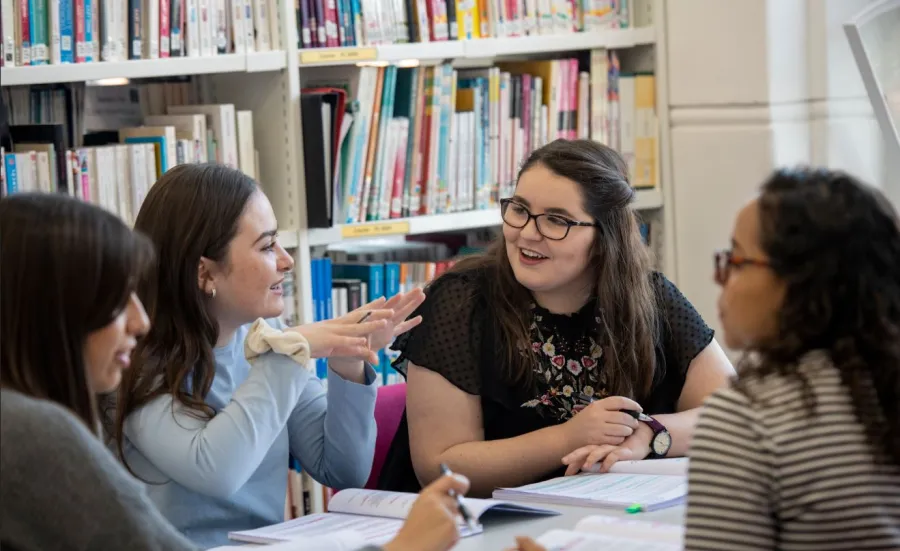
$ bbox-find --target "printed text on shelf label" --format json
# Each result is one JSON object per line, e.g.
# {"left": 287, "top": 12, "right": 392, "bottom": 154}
{"left": 341, "top": 222, "right": 411, "bottom": 239}
{"left": 300, "top": 48, "right": 378, "bottom": 64}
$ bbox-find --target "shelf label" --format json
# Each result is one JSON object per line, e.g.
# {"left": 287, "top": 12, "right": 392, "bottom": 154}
{"left": 300, "top": 47, "right": 378, "bottom": 64}
{"left": 341, "top": 221, "right": 411, "bottom": 239}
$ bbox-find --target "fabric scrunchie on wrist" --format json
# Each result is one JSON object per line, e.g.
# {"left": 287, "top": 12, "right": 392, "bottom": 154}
{"left": 244, "top": 318, "right": 312, "bottom": 370}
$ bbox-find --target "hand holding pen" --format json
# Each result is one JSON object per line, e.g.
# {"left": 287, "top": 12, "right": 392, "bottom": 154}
{"left": 382, "top": 469, "right": 472, "bottom": 551}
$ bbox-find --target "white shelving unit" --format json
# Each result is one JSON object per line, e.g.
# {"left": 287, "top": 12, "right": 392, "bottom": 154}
{"left": 0, "top": 52, "right": 287, "bottom": 87}
{"left": 296, "top": 26, "right": 656, "bottom": 67}
{"left": 2, "top": 0, "right": 674, "bottom": 325}
{"left": 305, "top": 188, "right": 663, "bottom": 247}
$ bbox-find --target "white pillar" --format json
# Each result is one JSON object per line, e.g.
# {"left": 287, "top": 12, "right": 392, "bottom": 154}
{"left": 663, "top": 0, "right": 890, "bottom": 354}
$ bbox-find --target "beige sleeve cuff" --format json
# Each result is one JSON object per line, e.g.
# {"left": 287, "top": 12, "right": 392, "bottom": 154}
{"left": 244, "top": 318, "right": 312, "bottom": 369}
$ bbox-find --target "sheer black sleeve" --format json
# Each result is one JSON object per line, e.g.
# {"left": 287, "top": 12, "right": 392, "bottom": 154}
{"left": 653, "top": 271, "right": 715, "bottom": 376}
{"left": 390, "top": 271, "right": 483, "bottom": 395}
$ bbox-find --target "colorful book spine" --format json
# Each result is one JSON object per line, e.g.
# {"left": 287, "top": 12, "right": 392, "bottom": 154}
{"left": 57, "top": 0, "right": 74, "bottom": 62}
{"left": 28, "top": 0, "right": 46, "bottom": 64}
{"left": 170, "top": 0, "right": 184, "bottom": 55}
{"left": 4, "top": 154, "right": 18, "bottom": 195}
{"left": 160, "top": 0, "right": 171, "bottom": 56}
{"left": 83, "top": 0, "right": 94, "bottom": 61}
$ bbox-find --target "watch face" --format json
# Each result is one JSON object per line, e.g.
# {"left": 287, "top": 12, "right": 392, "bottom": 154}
{"left": 652, "top": 431, "right": 672, "bottom": 455}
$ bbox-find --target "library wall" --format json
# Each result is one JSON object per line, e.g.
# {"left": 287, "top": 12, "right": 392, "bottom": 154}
{"left": 665, "top": 0, "right": 893, "bottom": 356}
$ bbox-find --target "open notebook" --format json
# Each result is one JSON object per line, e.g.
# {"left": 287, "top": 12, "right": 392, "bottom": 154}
{"left": 535, "top": 515, "right": 684, "bottom": 551}
{"left": 228, "top": 488, "right": 559, "bottom": 546}
{"left": 493, "top": 459, "right": 688, "bottom": 511}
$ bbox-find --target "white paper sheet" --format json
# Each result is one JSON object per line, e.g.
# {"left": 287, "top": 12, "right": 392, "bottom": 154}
{"left": 574, "top": 515, "right": 684, "bottom": 543}
{"left": 536, "top": 529, "right": 682, "bottom": 551}
{"left": 592, "top": 457, "right": 689, "bottom": 476}
{"left": 229, "top": 513, "right": 403, "bottom": 546}
{"left": 211, "top": 528, "right": 366, "bottom": 550}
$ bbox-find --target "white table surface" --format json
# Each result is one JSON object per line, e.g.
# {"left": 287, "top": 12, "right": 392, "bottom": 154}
{"left": 451, "top": 503, "right": 685, "bottom": 550}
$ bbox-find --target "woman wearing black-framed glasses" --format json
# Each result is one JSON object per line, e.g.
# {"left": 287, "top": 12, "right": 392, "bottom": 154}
{"left": 378, "top": 139, "right": 735, "bottom": 497}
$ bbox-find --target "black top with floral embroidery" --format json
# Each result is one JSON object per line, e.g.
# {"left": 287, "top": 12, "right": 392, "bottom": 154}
{"left": 377, "top": 266, "right": 715, "bottom": 493}
{"left": 523, "top": 301, "right": 610, "bottom": 421}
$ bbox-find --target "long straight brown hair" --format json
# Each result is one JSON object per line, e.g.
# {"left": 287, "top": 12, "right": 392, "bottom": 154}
{"left": 451, "top": 140, "right": 659, "bottom": 399}
{"left": 110, "top": 163, "right": 257, "bottom": 465}
{"left": 0, "top": 193, "right": 153, "bottom": 432}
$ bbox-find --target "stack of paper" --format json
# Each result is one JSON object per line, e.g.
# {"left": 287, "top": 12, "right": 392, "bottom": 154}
{"left": 493, "top": 459, "right": 688, "bottom": 512}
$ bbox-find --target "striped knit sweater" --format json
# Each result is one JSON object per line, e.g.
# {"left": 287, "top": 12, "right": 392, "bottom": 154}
{"left": 685, "top": 351, "right": 900, "bottom": 550}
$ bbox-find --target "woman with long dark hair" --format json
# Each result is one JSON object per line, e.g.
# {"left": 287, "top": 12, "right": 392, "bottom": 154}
{"left": 109, "top": 163, "right": 428, "bottom": 548}
{"left": 686, "top": 168, "right": 900, "bottom": 550}
{"left": 0, "top": 193, "right": 193, "bottom": 550}
{"left": 0, "top": 192, "right": 481, "bottom": 551}
{"left": 378, "top": 139, "right": 735, "bottom": 495}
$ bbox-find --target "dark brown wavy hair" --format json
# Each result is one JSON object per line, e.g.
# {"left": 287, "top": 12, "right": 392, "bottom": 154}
{"left": 450, "top": 139, "right": 658, "bottom": 399}
{"left": 1, "top": 193, "right": 152, "bottom": 432}
{"left": 109, "top": 163, "right": 258, "bottom": 466}
{"left": 737, "top": 167, "right": 900, "bottom": 464}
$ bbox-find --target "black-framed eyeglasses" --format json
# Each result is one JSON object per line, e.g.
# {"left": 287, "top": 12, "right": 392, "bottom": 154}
{"left": 500, "top": 198, "right": 599, "bottom": 241}
{"left": 714, "top": 249, "right": 771, "bottom": 285}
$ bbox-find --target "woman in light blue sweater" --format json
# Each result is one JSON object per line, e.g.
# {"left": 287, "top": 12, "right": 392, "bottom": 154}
{"left": 108, "top": 164, "right": 426, "bottom": 548}
{"left": 0, "top": 192, "right": 479, "bottom": 551}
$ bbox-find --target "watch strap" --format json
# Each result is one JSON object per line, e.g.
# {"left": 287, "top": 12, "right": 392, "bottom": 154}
{"left": 637, "top": 413, "right": 670, "bottom": 459}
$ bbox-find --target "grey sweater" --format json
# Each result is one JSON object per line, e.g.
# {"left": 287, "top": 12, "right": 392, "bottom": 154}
{"left": 0, "top": 389, "right": 385, "bottom": 551}
{"left": 0, "top": 388, "right": 197, "bottom": 551}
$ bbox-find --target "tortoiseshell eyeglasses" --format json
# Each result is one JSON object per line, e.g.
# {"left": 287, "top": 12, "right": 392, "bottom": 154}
{"left": 714, "top": 249, "right": 771, "bottom": 285}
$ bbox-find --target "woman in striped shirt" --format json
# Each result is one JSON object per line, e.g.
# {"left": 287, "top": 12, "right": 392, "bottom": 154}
{"left": 685, "top": 168, "right": 900, "bottom": 550}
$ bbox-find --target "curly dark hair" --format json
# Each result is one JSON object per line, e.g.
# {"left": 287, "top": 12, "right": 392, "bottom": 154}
{"left": 737, "top": 167, "right": 900, "bottom": 465}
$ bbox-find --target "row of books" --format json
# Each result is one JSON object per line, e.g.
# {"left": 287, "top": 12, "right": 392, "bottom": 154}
{"left": 0, "top": 0, "right": 280, "bottom": 67}
{"left": 295, "top": 0, "right": 653, "bottom": 49}
{"left": 2, "top": 80, "right": 199, "bottom": 152}
{"left": 306, "top": 255, "right": 457, "bottom": 386}
{"left": 301, "top": 49, "right": 658, "bottom": 227}
{"left": 1, "top": 101, "right": 257, "bottom": 222}
{"left": 285, "top": 457, "right": 331, "bottom": 520}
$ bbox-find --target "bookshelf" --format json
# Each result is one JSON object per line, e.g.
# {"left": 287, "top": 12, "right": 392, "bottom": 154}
{"left": 285, "top": 0, "right": 676, "bottom": 329}
{"left": 1, "top": 0, "right": 677, "bottom": 339}
{"left": 1, "top": 0, "right": 676, "bottom": 522}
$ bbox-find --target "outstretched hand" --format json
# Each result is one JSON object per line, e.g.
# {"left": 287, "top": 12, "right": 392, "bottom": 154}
{"left": 290, "top": 289, "right": 427, "bottom": 365}
{"left": 285, "top": 301, "right": 391, "bottom": 364}
{"left": 364, "top": 288, "right": 425, "bottom": 350}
